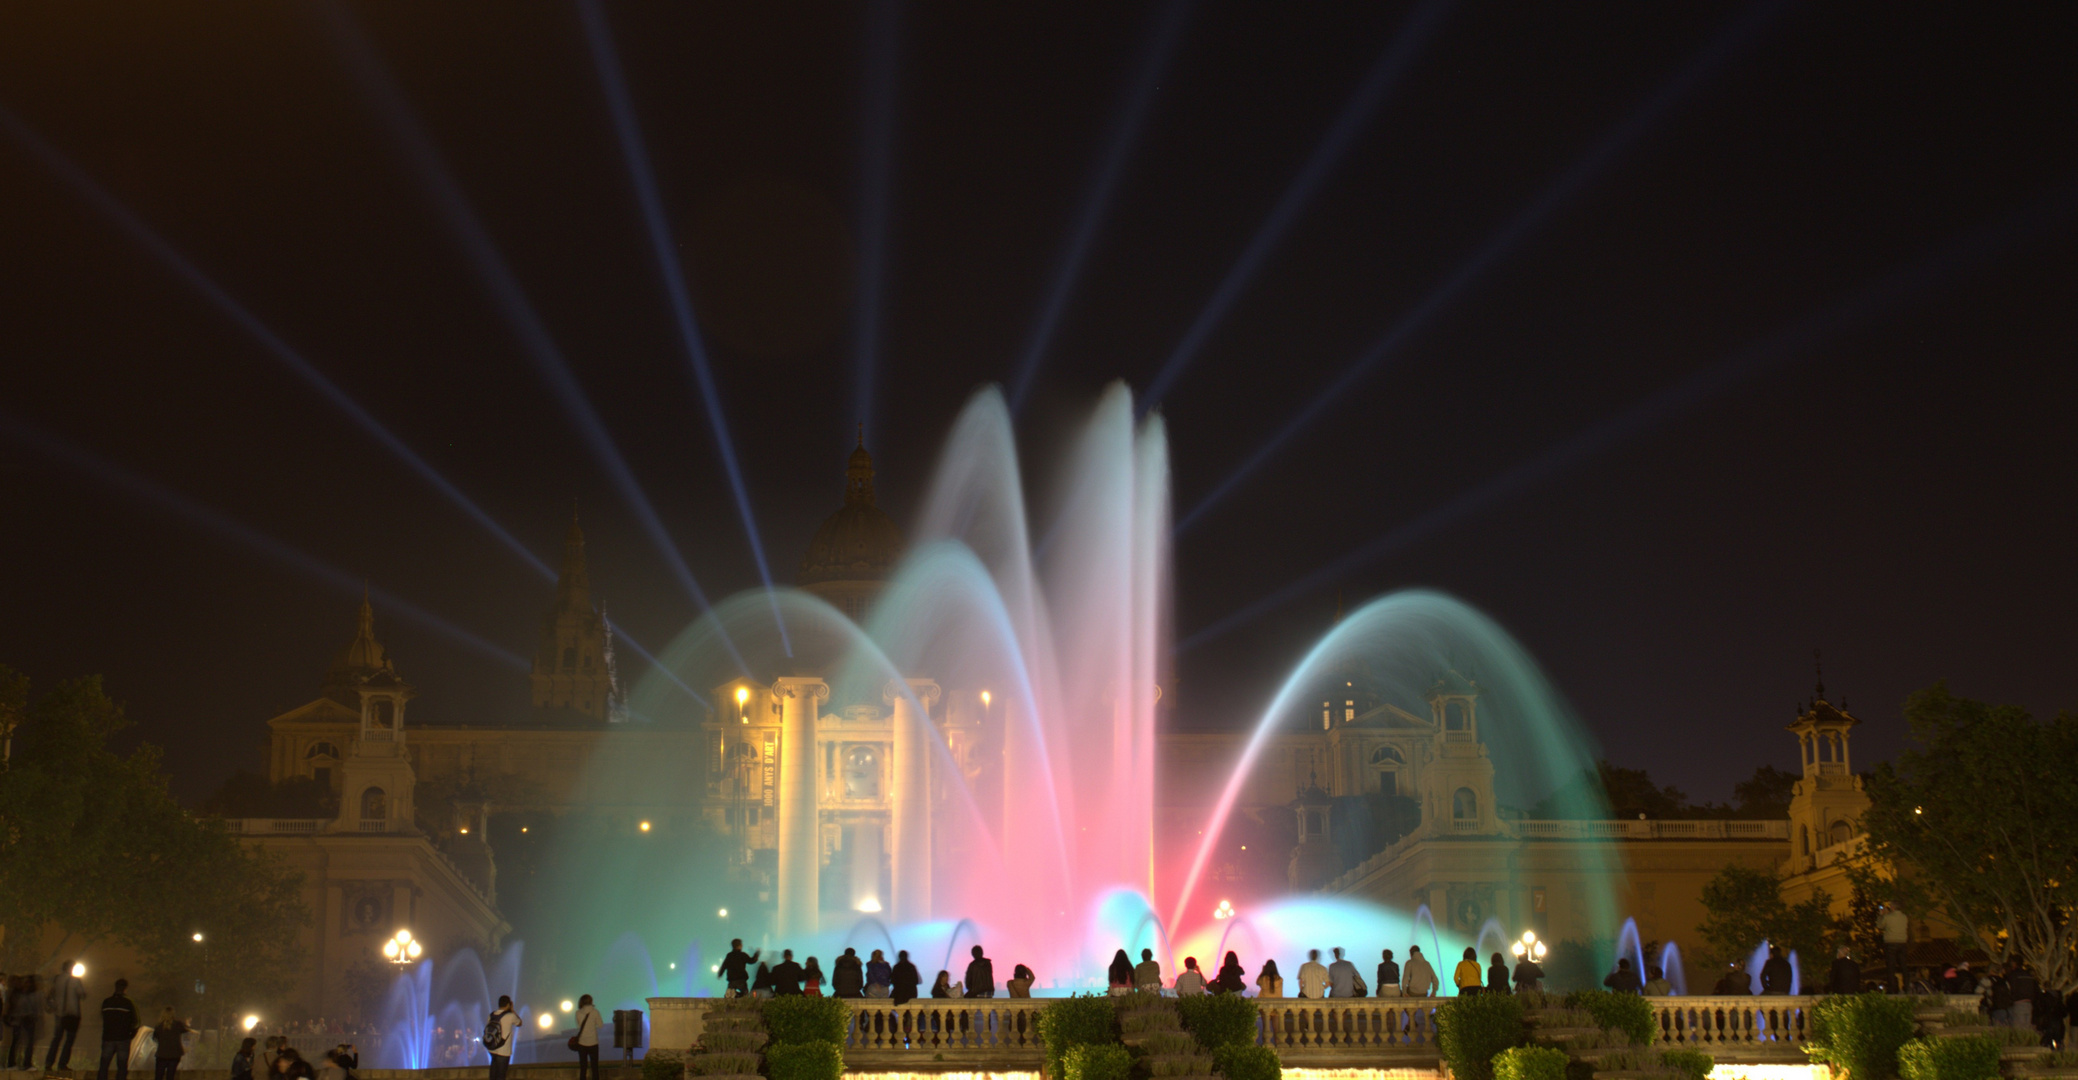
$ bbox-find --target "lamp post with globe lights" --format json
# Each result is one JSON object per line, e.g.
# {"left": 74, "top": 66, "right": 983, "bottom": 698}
{"left": 382, "top": 929, "right": 423, "bottom": 966}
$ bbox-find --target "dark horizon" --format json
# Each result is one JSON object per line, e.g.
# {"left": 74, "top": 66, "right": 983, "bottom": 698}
{"left": 2, "top": 3, "right": 2073, "bottom": 805}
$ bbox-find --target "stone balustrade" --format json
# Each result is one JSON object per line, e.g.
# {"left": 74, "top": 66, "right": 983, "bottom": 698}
{"left": 1648, "top": 994, "right": 1977, "bottom": 1051}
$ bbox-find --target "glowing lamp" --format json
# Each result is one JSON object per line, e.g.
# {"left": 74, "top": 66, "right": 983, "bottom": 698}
{"left": 980, "top": 690, "right": 991, "bottom": 708}
{"left": 718, "top": 908, "right": 728, "bottom": 918}
{"left": 243, "top": 1016, "right": 260, "bottom": 1032}
{"left": 192, "top": 933, "right": 204, "bottom": 943}
{"left": 640, "top": 820, "right": 652, "bottom": 832}
{"left": 537, "top": 1013, "right": 554, "bottom": 1031}
{"left": 561, "top": 1000, "right": 574, "bottom": 1013}
{"left": 71, "top": 963, "right": 86, "bottom": 978}
{"left": 383, "top": 939, "right": 400, "bottom": 959}
{"left": 1213, "top": 899, "right": 1235, "bottom": 920}
{"left": 855, "top": 898, "right": 882, "bottom": 913}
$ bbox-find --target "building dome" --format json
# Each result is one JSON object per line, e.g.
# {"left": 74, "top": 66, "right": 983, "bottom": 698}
{"left": 799, "top": 436, "right": 903, "bottom": 617}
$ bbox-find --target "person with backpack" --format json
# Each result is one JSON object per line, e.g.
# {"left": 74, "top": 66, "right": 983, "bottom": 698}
{"left": 569, "top": 994, "right": 602, "bottom": 1080}
{"left": 484, "top": 996, "right": 519, "bottom": 1080}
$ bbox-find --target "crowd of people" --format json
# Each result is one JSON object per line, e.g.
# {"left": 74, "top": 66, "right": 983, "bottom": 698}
{"left": 711, "top": 938, "right": 1037, "bottom": 1003}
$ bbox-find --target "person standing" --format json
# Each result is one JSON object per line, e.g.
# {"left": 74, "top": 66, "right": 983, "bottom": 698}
{"left": 97, "top": 979, "right": 138, "bottom": 1080}
{"left": 964, "top": 946, "right": 995, "bottom": 998}
{"left": 1133, "top": 950, "right": 1163, "bottom": 992}
{"left": 1879, "top": 904, "right": 1911, "bottom": 992}
{"left": 1488, "top": 953, "right": 1511, "bottom": 996}
{"left": 769, "top": 951, "right": 805, "bottom": 997}
{"left": 45, "top": 961, "right": 86, "bottom": 1070}
{"left": 890, "top": 951, "right": 921, "bottom": 1006}
{"left": 718, "top": 940, "right": 760, "bottom": 998}
{"left": 1328, "top": 949, "right": 1358, "bottom": 998}
{"left": 231, "top": 1037, "right": 258, "bottom": 1080}
{"left": 485, "top": 996, "right": 519, "bottom": 1080}
{"left": 1297, "top": 951, "right": 1330, "bottom": 1000}
{"left": 2009, "top": 963, "right": 2038, "bottom": 1033}
{"left": 571, "top": 994, "right": 603, "bottom": 1080}
{"left": 1605, "top": 958, "right": 1643, "bottom": 995}
{"left": 1512, "top": 953, "right": 1545, "bottom": 994}
{"left": 149, "top": 1007, "right": 190, "bottom": 1080}
{"left": 1759, "top": 947, "right": 1794, "bottom": 996}
{"left": 1402, "top": 947, "right": 1437, "bottom": 999}
{"left": 7, "top": 973, "right": 39, "bottom": 1068}
{"left": 1455, "top": 949, "right": 1484, "bottom": 996}
{"left": 1376, "top": 950, "right": 1402, "bottom": 998}
{"left": 1828, "top": 948, "right": 1862, "bottom": 995}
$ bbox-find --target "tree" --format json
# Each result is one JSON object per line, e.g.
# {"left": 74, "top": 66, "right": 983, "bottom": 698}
{"left": 0, "top": 666, "right": 308, "bottom": 1014}
{"left": 1732, "top": 765, "right": 1799, "bottom": 818}
{"left": 1698, "top": 864, "right": 1836, "bottom": 980}
{"left": 1854, "top": 684, "right": 2078, "bottom": 993}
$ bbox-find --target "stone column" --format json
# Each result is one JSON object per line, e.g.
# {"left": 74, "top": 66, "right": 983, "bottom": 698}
{"left": 886, "top": 678, "right": 941, "bottom": 925}
{"left": 774, "top": 677, "right": 829, "bottom": 939}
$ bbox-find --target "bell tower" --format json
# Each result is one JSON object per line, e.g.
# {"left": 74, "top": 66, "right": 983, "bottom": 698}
{"left": 1421, "top": 670, "right": 1497, "bottom": 835}
{"left": 330, "top": 599, "right": 419, "bottom": 835}
{"left": 1786, "top": 654, "right": 1870, "bottom": 867}
{"left": 531, "top": 512, "right": 622, "bottom": 721}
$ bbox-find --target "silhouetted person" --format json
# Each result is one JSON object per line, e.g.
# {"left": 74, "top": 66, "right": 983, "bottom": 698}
{"left": 833, "top": 949, "right": 864, "bottom": 998}
{"left": 801, "top": 957, "right": 824, "bottom": 996}
{"left": 1402, "top": 947, "right": 1437, "bottom": 998}
{"left": 750, "top": 962, "right": 773, "bottom": 999}
{"left": 1604, "top": 957, "right": 1642, "bottom": 995}
{"left": 866, "top": 950, "right": 892, "bottom": 997}
{"left": 1134, "top": 949, "right": 1162, "bottom": 991}
{"left": 930, "top": 971, "right": 953, "bottom": 998}
{"left": 1828, "top": 948, "right": 1861, "bottom": 995}
{"left": 1644, "top": 965, "right": 1673, "bottom": 996}
{"left": 964, "top": 945, "right": 995, "bottom": 998}
{"left": 891, "top": 950, "right": 921, "bottom": 1005}
{"left": 769, "top": 950, "right": 805, "bottom": 996}
{"left": 46, "top": 960, "right": 85, "bottom": 1070}
{"left": 1107, "top": 950, "right": 1134, "bottom": 995}
{"left": 1297, "top": 950, "right": 1328, "bottom": 999}
{"left": 1455, "top": 948, "right": 1484, "bottom": 996}
{"left": 571, "top": 994, "right": 602, "bottom": 1080}
{"left": 1256, "top": 960, "right": 1284, "bottom": 999}
{"left": 1760, "top": 946, "right": 1793, "bottom": 995}
{"left": 1488, "top": 953, "right": 1510, "bottom": 995}
{"left": 718, "top": 940, "right": 760, "bottom": 998}
{"left": 1008, "top": 964, "right": 1036, "bottom": 997}
{"left": 1175, "top": 957, "right": 1206, "bottom": 996}
{"left": 150, "top": 1007, "right": 191, "bottom": 1080}
{"left": 7, "top": 973, "right": 40, "bottom": 1068}
{"left": 1329, "top": 948, "right": 1359, "bottom": 997}
{"left": 1513, "top": 955, "right": 1544, "bottom": 994}
{"left": 1214, "top": 952, "right": 1247, "bottom": 995}
{"left": 1713, "top": 962, "right": 1751, "bottom": 996}
{"left": 1377, "top": 950, "right": 1401, "bottom": 997}
{"left": 97, "top": 978, "right": 138, "bottom": 1080}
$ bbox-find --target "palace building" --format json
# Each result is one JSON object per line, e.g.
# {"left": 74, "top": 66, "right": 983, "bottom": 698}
{"left": 240, "top": 438, "right": 1934, "bottom": 1015}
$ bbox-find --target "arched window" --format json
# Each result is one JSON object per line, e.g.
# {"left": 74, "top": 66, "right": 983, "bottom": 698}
{"left": 1829, "top": 820, "right": 1853, "bottom": 846}
{"left": 361, "top": 787, "right": 388, "bottom": 820}
{"left": 844, "top": 746, "right": 880, "bottom": 799}
{"left": 305, "top": 742, "right": 340, "bottom": 760}
{"left": 1452, "top": 787, "right": 1478, "bottom": 821}
{"left": 1445, "top": 702, "right": 1469, "bottom": 731}
{"left": 372, "top": 699, "right": 394, "bottom": 728}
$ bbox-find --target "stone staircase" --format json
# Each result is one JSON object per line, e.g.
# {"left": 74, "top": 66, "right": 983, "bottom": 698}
{"left": 685, "top": 996, "right": 765, "bottom": 1080}
{"left": 1118, "top": 993, "right": 1217, "bottom": 1080}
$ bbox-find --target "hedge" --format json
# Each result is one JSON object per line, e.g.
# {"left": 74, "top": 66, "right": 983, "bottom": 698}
{"left": 1898, "top": 1036, "right": 2002, "bottom": 1080}
{"left": 1659, "top": 1048, "right": 1715, "bottom": 1080}
{"left": 1213, "top": 1043, "right": 1281, "bottom": 1080}
{"left": 764, "top": 1041, "right": 842, "bottom": 1080}
{"left": 1493, "top": 1045, "right": 1569, "bottom": 1080}
{"left": 1561, "top": 990, "right": 1655, "bottom": 1046}
{"left": 1178, "top": 993, "right": 1261, "bottom": 1052}
{"left": 639, "top": 1056, "right": 685, "bottom": 1080}
{"left": 1064, "top": 1043, "right": 1134, "bottom": 1080}
{"left": 1807, "top": 993, "right": 1920, "bottom": 1080}
{"left": 759, "top": 996, "right": 853, "bottom": 1046}
{"left": 1039, "top": 994, "right": 1122, "bottom": 1080}
{"left": 1436, "top": 991, "right": 1527, "bottom": 1080}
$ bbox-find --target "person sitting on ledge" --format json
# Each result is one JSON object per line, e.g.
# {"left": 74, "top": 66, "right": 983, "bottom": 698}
{"left": 964, "top": 945, "right": 995, "bottom": 998}
{"left": 1175, "top": 957, "right": 1206, "bottom": 996}
{"left": 1604, "top": 957, "right": 1642, "bottom": 995}
{"left": 768, "top": 951, "right": 804, "bottom": 997}
{"left": 1455, "top": 948, "right": 1484, "bottom": 996}
{"left": 1007, "top": 964, "right": 1036, "bottom": 998}
{"left": 833, "top": 949, "right": 864, "bottom": 999}
{"left": 1134, "top": 949, "right": 1162, "bottom": 992}
{"left": 1644, "top": 965, "right": 1673, "bottom": 997}
{"left": 1107, "top": 950, "right": 1134, "bottom": 996}
{"left": 891, "top": 951, "right": 920, "bottom": 1005}
{"left": 1214, "top": 952, "right": 1247, "bottom": 995}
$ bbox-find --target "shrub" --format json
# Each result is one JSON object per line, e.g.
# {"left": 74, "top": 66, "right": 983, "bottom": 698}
{"left": 2043, "top": 1051, "right": 2078, "bottom": 1070}
{"left": 640, "top": 1056, "right": 685, "bottom": 1080}
{"left": 1212, "top": 1044, "right": 1281, "bottom": 1080}
{"left": 764, "top": 1041, "right": 842, "bottom": 1080}
{"left": 1660, "top": 1048, "right": 1715, "bottom": 1080}
{"left": 1807, "top": 993, "right": 1920, "bottom": 1080}
{"left": 1898, "top": 1035, "right": 2002, "bottom": 1080}
{"left": 1064, "top": 1043, "right": 1134, "bottom": 1080}
{"left": 1178, "top": 993, "right": 1260, "bottom": 1052}
{"left": 1493, "top": 1045, "right": 1569, "bottom": 1080}
{"left": 1140, "top": 1033, "right": 1198, "bottom": 1055}
{"left": 1528, "top": 1009, "right": 1599, "bottom": 1030}
{"left": 687, "top": 1053, "right": 760, "bottom": 1075}
{"left": 1941, "top": 1010, "right": 1987, "bottom": 1028}
{"left": 699, "top": 1032, "right": 767, "bottom": 1053}
{"left": 1437, "top": 991, "right": 1527, "bottom": 1080}
{"left": 1561, "top": 990, "right": 1656, "bottom": 1046}
{"left": 1039, "top": 994, "right": 1122, "bottom": 1079}
{"left": 1981, "top": 1026, "right": 2046, "bottom": 1048}
{"left": 759, "top": 996, "right": 852, "bottom": 1046}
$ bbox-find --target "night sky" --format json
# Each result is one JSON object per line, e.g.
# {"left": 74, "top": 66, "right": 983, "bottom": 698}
{"left": 2, "top": 4, "right": 2072, "bottom": 805}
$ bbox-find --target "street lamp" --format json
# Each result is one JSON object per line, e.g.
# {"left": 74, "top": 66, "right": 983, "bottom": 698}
{"left": 71, "top": 963, "right": 85, "bottom": 978}
{"left": 193, "top": 933, "right": 204, "bottom": 943}
{"left": 1213, "top": 899, "right": 1236, "bottom": 920}
{"left": 980, "top": 690, "right": 991, "bottom": 708}
{"left": 736, "top": 686, "right": 750, "bottom": 723}
{"left": 1510, "top": 931, "right": 1547, "bottom": 962}
{"left": 243, "top": 1016, "right": 260, "bottom": 1033}
{"left": 382, "top": 929, "right": 422, "bottom": 965}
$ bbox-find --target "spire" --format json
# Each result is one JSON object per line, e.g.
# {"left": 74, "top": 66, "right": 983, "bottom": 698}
{"left": 1813, "top": 649, "right": 1825, "bottom": 701}
{"left": 845, "top": 434, "right": 877, "bottom": 506}
{"left": 323, "top": 592, "right": 393, "bottom": 707}
{"left": 555, "top": 510, "right": 592, "bottom": 611}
